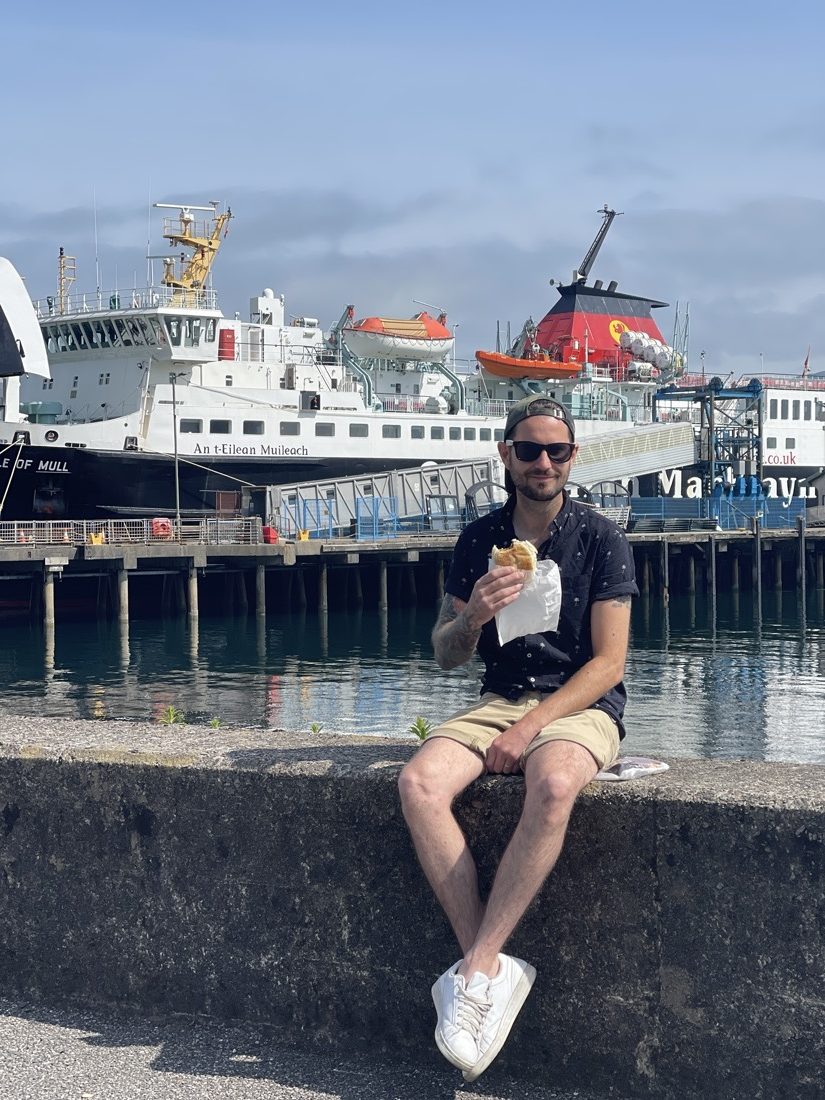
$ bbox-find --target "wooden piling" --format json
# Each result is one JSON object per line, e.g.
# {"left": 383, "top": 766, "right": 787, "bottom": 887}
{"left": 187, "top": 565, "right": 199, "bottom": 619}
{"left": 256, "top": 563, "right": 266, "bottom": 617}
{"left": 117, "top": 567, "right": 129, "bottom": 623}
{"left": 379, "top": 560, "right": 388, "bottom": 611}
{"left": 43, "top": 570, "right": 55, "bottom": 627}
{"left": 318, "top": 563, "right": 328, "bottom": 614}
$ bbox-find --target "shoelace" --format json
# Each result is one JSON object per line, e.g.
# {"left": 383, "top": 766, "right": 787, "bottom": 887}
{"left": 454, "top": 983, "right": 492, "bottom": 1040}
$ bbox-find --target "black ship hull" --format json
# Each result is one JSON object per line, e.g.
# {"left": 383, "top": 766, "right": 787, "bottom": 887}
{"left": 0, "top": 445, "right": 432, "bottom": 521}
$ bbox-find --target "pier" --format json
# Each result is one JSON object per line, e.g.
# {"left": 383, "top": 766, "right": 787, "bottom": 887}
{"left": 0, "top": 517, "right": 823, "bottom": 625}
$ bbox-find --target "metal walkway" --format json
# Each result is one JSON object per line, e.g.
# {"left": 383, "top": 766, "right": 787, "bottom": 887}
{"left": 268, "top": 421, "right": 696, "bottom": 538}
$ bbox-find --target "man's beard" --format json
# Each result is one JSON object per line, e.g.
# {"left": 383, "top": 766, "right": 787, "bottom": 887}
{"left": 511, "top": 471, "right": 565, "bottom": 503}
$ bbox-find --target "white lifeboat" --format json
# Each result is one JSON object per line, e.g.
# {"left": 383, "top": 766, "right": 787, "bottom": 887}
{"left": 343, "top": 311, "right": 454, "bottom": 362}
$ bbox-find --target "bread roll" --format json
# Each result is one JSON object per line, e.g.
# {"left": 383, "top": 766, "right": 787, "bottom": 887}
{"left": 491, "top": 539, "right": 538, "bottom": 572}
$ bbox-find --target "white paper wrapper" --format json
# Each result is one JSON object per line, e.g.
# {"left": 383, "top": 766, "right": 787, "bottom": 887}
{"left": 594, "top": 756, "right": 670, "bottom": 782}
{"left": 493, "top": 557, "right": 563, "bottom": 646}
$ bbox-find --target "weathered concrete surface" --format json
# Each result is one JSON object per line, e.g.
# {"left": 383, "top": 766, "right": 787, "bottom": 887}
{"left": 0, "top": 716, "right": 823, "bottom": 1099}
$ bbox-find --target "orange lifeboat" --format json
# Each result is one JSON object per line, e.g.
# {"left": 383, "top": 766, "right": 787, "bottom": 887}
{"left": 343, "top": 311, "right": 454, "bottom": 361}
{"left": 475, "top": 350, "right": 583, "bottom": 380}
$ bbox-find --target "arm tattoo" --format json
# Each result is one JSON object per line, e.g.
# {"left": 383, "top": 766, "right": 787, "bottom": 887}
{"left": 609, "top": 594, "right": 632, "bottom": 607}
{"left": 431, "top": 595, "right": 482, "bottom": 670}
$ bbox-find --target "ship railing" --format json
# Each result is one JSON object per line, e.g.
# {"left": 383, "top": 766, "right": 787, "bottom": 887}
{"left": 0, "top": 518, "right": 263, "bottom": 547}
{"left": 379, "top": 395, "right": 431, "bottom": 414}
{"left": 34, "top": 285, "right": 219, "bottom": 317}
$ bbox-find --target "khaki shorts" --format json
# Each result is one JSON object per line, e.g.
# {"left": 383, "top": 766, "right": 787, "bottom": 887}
{"left": 427, "top": 692, "right": 620, "bottom": 771}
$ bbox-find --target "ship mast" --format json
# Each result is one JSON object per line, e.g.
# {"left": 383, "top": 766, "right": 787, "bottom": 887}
{"left": 57, "top": 247, "right": 77, "bottom": 314}
{"left": 573, "top": 205, "right": 621, "bottom": 284}
{"left": 153, "top": 201, "right": 233, "bottom": 304}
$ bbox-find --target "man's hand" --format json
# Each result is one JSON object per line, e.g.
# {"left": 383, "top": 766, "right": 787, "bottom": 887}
{"left": 462, "top": 566, "right": 525, "bottom": 631}
{"left": 485, "top": 720, "right": 537, "bottom": 774}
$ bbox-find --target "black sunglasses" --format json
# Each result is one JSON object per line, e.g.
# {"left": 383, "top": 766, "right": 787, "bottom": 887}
{"left": 506, "top": 439, "right": 576, "bottom": 463}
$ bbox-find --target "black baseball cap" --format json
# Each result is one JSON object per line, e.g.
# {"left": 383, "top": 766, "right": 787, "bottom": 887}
{"left": 503, "top": 396, "right": 576, "bottom": 441}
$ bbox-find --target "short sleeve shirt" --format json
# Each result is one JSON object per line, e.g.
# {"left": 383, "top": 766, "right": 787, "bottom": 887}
{"left": 444, "top": 492, "right": 638, "bottom": 738}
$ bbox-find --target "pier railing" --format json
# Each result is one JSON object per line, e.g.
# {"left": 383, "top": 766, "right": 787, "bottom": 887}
{"left": 0, "top": 518, "right": 263, "bottom": 547}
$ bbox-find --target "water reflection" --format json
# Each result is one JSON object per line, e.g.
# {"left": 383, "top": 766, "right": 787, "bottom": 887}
{"left": 0, "top": 595, "right": 822, "bottom": 764}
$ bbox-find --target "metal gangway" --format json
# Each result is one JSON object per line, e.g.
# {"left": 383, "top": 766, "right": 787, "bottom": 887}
{"left": 266, "top": 421, "right": 697, "bottom": 540}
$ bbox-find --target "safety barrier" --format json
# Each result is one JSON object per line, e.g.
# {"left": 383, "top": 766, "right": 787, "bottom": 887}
{"left": 0, "top": 517, "right": 263, "bottom": 547}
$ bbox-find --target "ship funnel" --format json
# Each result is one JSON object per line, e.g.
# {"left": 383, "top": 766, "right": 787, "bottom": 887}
{"left": 607, "top": 280, "right": 618, "bottom": 292}
{"left": 593, "top": 279, "right": 603, "bottom": 290}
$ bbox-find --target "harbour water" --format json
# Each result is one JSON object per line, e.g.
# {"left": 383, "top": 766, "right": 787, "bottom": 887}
{"left": 1, "top": 591, "right": 823, "bottom": 765}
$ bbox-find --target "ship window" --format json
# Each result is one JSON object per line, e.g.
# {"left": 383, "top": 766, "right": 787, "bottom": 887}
{"left": 114, "top": 318, "right": 131, "bottom": 345}
{"left": 210, "top": 419, "right": 231, "bottom": 434}
{"left": 394, "top": 383, "right": 402, "bottom": 394}
{"left": 780, "top": 400, "right": 789, "bottom": 418}
{"left": 494, "top": 429, "right": 504, "bottom": 442}
{"left": 42, "top": 378, "right": 54, "bottom": 390}
{"left": 480, "top": 429, "right": 492, "bottom": 441}
{"left": 180, "top": 419, "right": 202, "bottom": 433}
{"left": 167, "top": 318, "right": 182, "bottom": 346}
{"left": 430, "top": 426, "right": 444, "bottom": 440}
{"left": 769, "top": 399, "right": 778, "bottom": 418}
{"left": 804, "top": 401, "right": 812, "bottom": 421}
{"left": 225, "top": 375, "right": 233, "bottom": 387}
{"left": 315, "top": 423, "right": 335, "bottom": 436}
{"left": 411, "top": 426, "right": 425, "bottom": 439}
{"left": 280, "top": 422, "right": 300, "bottom": 435}
{"left": 205, "top": 319, "right": 216, "bottom": 342}
{"left": 243, "top": 420, "right": 265, "bottom": 435}
{"left": 463, "top": 428, "right": 476, "bottom": 441}
{"left": 73, "top": 324, "right": 88, "bottom": 349}
{"left": 349, "top": 423, "right": 368, "bottom": 437}
{"left": 103, "top": 320, "right": 120, "bottom": 347}
{"left": 792, "top": 400, "right": 800, "bottom": 419}
{"left": 785, "top": 437, "right": 796, "bottom": 449}
{"left": 382, "top": 424, "right": 401, "bottom": 439}
{"left": 766, "top": 437, "right": 777, "bottom": 449}
{"left": 449, "top": 427, "right": 461, "bottom": 440}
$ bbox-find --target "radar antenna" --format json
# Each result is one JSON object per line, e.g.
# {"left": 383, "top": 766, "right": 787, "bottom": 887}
{"left": 573, "top": 205, "right": 622, "bottom": 283}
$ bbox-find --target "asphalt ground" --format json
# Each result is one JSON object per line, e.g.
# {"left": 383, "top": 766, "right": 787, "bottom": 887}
{"left": 0, "top": 997, "right": 620, "bottom": 1100}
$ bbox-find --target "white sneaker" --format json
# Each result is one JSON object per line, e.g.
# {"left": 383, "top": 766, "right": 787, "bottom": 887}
{"left": 431, "top": 961, "right": 492, "bottom": 1072}
{"left": 462, "top": 953, "right": 536, "bottom": 1083}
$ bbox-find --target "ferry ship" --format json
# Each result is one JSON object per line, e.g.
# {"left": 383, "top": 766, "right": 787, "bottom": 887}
{"left": 0, "top": 203, "right": 821, "bottom": 520}
{"left": 0, "top": 203, "right": 673, "bottom": 521}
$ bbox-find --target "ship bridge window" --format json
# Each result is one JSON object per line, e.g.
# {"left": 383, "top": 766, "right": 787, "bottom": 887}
{"left": 113, "top": 319, "right": 132, "bottom": 346}
{"left": 315, "top": 423, "right": 335, "bottom": 437}
{"left": 280, "top": 422, "right": 300, "bottom": 436}
{"left": 480, "top": 428, "right": 492, "bottom": 441}
{"left": 769, "top": 399, "right": 778, "bottom": 418}
{"left": 430, "top": 426, "right": 444, "bottom": 440}
{"left": 382, "top": 424, "right": 401, "bottom": 439}
{"left": 463, "top": 428, "right": 476, "bottom": 441}
{"left": 411, "top": 426, "right": 425, "bottom": 440}
{"left": 243, "top": 420, "right": 265, "bottom": 435}
{"left": 349, "top": 423, "right": 368, "bottom": 438}
{"left": 103, "top": 320, "right": 120, "bottom": 347}
{"left": 184, "top": 318, "right": 201, "bottom": 347}
{"left": 205, "top": 319, "right": 216, "bottom": 342}
{"left": 167, "top": 318, "right": 182, "bottom": 347}
{"left": 180, "top": 419, "right": 202, "bottom": 433}
{"left": 785, "top": 437, "right": 796, "bottom": 449}
{"left": 804, "top": 400, "right": 812, "bottom": 421}
{"left": 210, "top": 419, "right": 231, "bottom": 434}
{"left": 449, "top": 427, "right": 461, "bottom": 441}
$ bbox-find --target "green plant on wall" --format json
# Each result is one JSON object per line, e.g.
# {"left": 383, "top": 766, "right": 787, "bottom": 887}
{"left": 408, "top": 716, "right": 432, "bottom": 741}
{"left": 309, "top": 721, "right": 323, "bottom": 734}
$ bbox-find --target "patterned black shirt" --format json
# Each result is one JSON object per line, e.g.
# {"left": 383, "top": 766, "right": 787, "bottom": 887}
{"left": 445, "top": 492, "right": 638, "bottom": 738}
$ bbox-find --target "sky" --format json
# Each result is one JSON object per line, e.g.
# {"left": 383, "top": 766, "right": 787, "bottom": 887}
{"left": 2, "top": 0, "right": 825, "bottom": 377}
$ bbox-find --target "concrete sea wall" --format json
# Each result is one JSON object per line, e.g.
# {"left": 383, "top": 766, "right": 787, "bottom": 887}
{"left": 0, "top": 718, "right": 823, "bottom": 1098}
